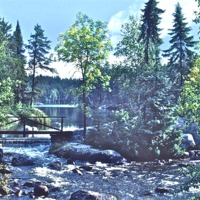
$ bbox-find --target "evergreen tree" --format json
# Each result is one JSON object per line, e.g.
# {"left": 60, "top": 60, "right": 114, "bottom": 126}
{"left": 163, "top": 3, "right": 196, "bottom": 89}
{"left": 0, "top": 18, "right": 12, "bottom": 42}
{"left": 0, "top": 18, "right": 15, "bottom": 80}
{"left": 139, "top": 0, "right": 164, "bottom": 64}
{"left": 27, "top": 24, "right": 56, "bottom": 106}
{"left": 12, "top": 21, "right": 27, "bottom": 103}
{"left": 194, "top": 0, "right": 200, "bottom": 31}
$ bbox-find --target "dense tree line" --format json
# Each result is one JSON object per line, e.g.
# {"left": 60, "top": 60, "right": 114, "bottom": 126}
{"left": 33, "top": 76, "right": 81, "bottom": 104}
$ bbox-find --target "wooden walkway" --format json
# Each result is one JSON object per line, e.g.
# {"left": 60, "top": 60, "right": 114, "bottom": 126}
{"left": 0, "top": 137, "right": 51, "bottom": 145}
{"left": 0, "top": 116, "right": 74, "bottom": 143}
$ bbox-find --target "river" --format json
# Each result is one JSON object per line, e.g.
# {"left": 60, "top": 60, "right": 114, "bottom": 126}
{"left": 1, "top": 105, "right": 200, "bottom": 199}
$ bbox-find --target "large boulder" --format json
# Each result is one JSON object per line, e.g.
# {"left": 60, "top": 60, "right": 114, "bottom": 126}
{"left": 69, "top": 190, "right": 118, "bottom": 200}
{"left": 177, "top": 118, "right": 200, "bottom": 149}
{"left": 49, "top": 142, "right": 125, "bottom": 164}
{"left": 181, "top": 134, "right": 196, "bottom": 150}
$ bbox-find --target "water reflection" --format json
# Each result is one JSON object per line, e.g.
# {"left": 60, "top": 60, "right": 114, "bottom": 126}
{"left": 38, "top": 105, "right": 83, "bottom": 129}
{"left": 38, "top": 105, "right": 113, "bottom": 129}
{"left": 0, "top": 105, "right": 113, "bottom": 139}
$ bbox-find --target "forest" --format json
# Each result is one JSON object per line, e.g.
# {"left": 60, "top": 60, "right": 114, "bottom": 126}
{"left": 0, "top": 0, "right": 199, "bottom": 159}
{"left": 0, "top": 0, "right": 200, "bottom": 197}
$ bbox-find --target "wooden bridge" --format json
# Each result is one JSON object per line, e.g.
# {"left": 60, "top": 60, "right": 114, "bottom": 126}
{"left": 0, "top": 116, "right": 74, "bottom": 144}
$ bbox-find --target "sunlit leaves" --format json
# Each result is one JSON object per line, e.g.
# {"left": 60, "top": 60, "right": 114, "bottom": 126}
{"left": 55, "top": 12, "right": 112, "bottom": 136}
{"left": 56, "top": 12, "right": 112, "bottom": 74}
{"left": 178, "top": 57, "right": 200, "bottom": 124}
{"left": 0, "top": 78, "right": 14, "bottom": 126}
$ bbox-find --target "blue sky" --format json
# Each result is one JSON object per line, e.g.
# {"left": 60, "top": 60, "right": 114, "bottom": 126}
{"left": 0, "top": 0, "right": 199, "bottom": 78}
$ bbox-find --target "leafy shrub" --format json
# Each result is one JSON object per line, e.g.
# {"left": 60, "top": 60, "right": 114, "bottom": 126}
{"left": 0, "top": 164, "right": 10, "bottom": 194}
{"left": 16, "top": 106, "right": 51, "bottom": 128}
{"left": 180, "top": 165, "right": 200, "bottom": 200}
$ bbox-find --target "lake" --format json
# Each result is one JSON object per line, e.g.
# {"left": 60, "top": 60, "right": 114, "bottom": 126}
{"left": 36, "top": 104, "right": 83, "bottom": 130}
{"left": 36, "top": 104, "right": 112, "bottom": 131}
{"left": 0, "top": 104, "right": 112, "bottom": 139}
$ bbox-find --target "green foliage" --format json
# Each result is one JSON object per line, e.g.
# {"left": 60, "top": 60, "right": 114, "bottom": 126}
{"left": 56, "top": 12, "right": 112, "bottom": 136}
{"left": 33, "top": 76, "right": 81, "bottom": 104}
{"left": 194, "top": 0, "right": 200, "bottom": 35}
{"left": 56, "top": 12, "right": 112, "bottom": 94}
{"left": 11, "top": 21, "right": 27, "bottom": 104}
{"left": 27, "top": 24, "right": 56, "bottom": 106}
{"left": 0, "top": 78, "right": 14, "bottom": 126}
{"left": 0, "top": 164, "right": 10, "bottom": 193}
{"left": 139, "top": 0, "right": 164, "bottom": 64}
{"left": 177, "top": 58, "right": 200, "bottom": 125}
{"left": 180, "top": 165, "right": 200, "bottom": 200}
{"left": 163, "top": 3, "right": 196, "bottom": 89}
{"left": 16, "top": 106, "right": 51, "bottom": 127}
{"left": 115, "top": 15, "right": 146, "bottom": 77}
{"left": 114, "top": 109, "right": 130, "bottom": 123}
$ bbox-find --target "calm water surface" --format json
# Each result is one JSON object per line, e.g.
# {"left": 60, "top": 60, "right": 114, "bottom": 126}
{"left": 36, "top": 104, "right": 112, "bottom": 130}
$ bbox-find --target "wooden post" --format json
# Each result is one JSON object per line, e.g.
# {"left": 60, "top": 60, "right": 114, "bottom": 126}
{"left": 61, "top": 117, "right": 64, "bottom": 132}
{"left": 23, "top": 118, "right": 26, "bottom": 137}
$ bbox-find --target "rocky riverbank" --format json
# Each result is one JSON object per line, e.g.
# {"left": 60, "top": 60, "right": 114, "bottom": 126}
{"left": 0, "top": 144, "right": 200, "bottom": 199}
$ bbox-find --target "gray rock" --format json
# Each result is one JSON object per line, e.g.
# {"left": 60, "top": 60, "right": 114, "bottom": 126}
{"left": 11, "top": 156, "right": 35, "bottom": 166}
{"left": 69, "top": 190, "right": 118, "bottom": 200}
{"left": 50, "top": 143, "right": 126, "bottom": 164}
{"left": 72, "top": 168, "right": 83, "bottom": 176}
{"left": 34, "top": 183, "right": 49, "bottom": 197}
{"left": 49, "top": 161, "right": 62, "bottom": 170}
{"left": 181, "top": 134, "right": 196, "bottom": 150}
{"left": 155, "top": 187, "right": 172, "bottom": 193}
{"left": 23, "top": 182, "right": 34, "bottom": 188}
{"left": 189, "top": 150, "right": 200, "bottom": 160}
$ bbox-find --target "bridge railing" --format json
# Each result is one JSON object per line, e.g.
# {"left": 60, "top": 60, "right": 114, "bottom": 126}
{"left": 0, "top": 116, "right": 66, "bottom": 137}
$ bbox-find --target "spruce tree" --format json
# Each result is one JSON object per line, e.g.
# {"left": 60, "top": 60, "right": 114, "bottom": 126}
{"left": 139, "top": 0, "right": 164, "bottom": 64}
{"left": 27, "top": 24, "right": 56, "bottom": 106}
{"left": 163, "top": 3, "right": 196, "bottom": 89}
{"left": 0, "top": 18, "right": 14, "bottom": 79}
{"left": 12, "top": 21, "right": 27, "bottom": 103}
{"left": 0, "top": 18, "right": 12, "bottom": 42}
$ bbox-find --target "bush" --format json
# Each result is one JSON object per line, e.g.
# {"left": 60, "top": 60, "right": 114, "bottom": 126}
{"left": 0, "top": 164, "right": 10, "bottom": 194}
{"left": 180, "top": 165, "right": 200, "bottom": 200}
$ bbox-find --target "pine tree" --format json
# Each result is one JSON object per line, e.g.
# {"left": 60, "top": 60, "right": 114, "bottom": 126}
{"left": 163, "top": 3, "right": 196, "bottom": 89}
{"left": 139, "top": 0, "right": 164, "bottom": 64}
{"left": 0, "top": 18, "right": 14, "bottom": 80}
{"left": 0, "top": 18, "right": 12, "bottom": 42}
{"left": 12, "top": 21, "right": 27, "bottom": 103}
{"left": 27, "top": 24, "right": 56, "bottom": 106}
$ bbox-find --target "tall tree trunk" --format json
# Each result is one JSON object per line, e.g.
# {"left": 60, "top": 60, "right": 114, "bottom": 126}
{"left": 30, "top": 64, "right": 36, "bottom": 107}
{"left": 83, "top": 87, "right": 87, "bottom": 139}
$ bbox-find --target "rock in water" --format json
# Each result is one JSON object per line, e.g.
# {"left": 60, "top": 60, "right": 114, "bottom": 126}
{"left": 11, "top": 156, "right": 34, "bottom": 166}
{"left": 69, "top": 190, "right": 118, "bottom": 200}
{"left": 34, "top": 183, "right": 49, "bottom": 197}
{"left": 49, "top": 161, "right": 62, "bottom": 170}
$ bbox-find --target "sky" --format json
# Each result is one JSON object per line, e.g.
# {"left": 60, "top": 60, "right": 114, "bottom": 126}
{"left": 0, "top": 0, "right": 199, "bottom": 78}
